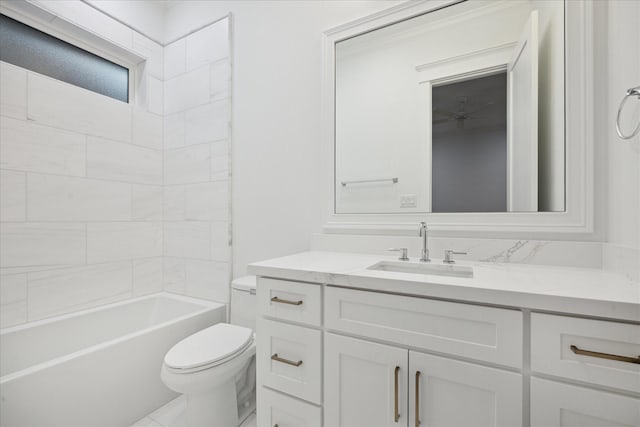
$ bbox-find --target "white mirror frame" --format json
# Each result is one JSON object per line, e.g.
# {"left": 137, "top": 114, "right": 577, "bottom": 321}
{"left": 321, "top": 0, "right": 595, "bottom": 237}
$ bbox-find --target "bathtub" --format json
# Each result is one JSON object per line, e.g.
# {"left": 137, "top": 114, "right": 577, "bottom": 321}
{"left": 0, "top": 292, "right": 226, "bottom": 427}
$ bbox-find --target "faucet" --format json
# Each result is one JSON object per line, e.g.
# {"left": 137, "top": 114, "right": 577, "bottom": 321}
{"left": 419, "top": 222, "right": 430, "bottom": 262}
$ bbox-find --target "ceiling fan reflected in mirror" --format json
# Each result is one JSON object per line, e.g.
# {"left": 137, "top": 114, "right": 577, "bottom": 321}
{"left": 433, "top": 96, "right": 495, "bottom": 129}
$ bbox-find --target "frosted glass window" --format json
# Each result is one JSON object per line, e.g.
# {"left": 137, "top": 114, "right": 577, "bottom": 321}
{"left": 0, "top": 14, "right": 129, "bottom": 103}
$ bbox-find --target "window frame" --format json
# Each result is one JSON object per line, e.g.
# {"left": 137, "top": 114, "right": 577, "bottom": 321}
{"left": 0, "top": 7, "right": 139, "bottom": 105}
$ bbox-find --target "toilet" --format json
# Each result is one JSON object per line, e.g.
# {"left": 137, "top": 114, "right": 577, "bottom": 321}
{"left": 161, "top": 276, "right": 257, "bottom": 427}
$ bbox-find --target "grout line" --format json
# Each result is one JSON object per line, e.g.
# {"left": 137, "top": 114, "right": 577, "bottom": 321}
{"left": 2, "top": 108, "right": 134, "bottom": 146}
{"left": 0, "top": 220, "right": 165, "bottom": 224}
{"left": 161, "top": 83, "right": 165, "bottom": 295}
{"left": 0, "top": 168, "right": 163, "bottom": 187}
{"left": 164, "top": 16, "right": 231, "bottom": 47}
{"left": 0, "top": 256, "right": 164, "bottom": 276}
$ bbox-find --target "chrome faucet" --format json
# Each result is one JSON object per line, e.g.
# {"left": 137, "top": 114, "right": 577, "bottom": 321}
{"left": 419, "top": 222, "right": 430, "bottom": 262}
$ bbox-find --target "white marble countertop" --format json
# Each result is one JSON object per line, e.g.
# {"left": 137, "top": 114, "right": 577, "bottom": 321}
{"left": 247, "top": 251, "right": 640, "bottom": 322}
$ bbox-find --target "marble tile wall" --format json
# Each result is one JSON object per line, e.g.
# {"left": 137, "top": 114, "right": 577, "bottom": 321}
{"left": 161, "top": 18, "right": 232, "bottom": 304}
{"left": 0, "top": 19, "right": 165, "bottom": 327}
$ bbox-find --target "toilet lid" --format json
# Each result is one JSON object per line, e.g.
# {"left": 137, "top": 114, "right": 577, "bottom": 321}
{"left": 164, "top": 323, "right": 254, "bottom": 370}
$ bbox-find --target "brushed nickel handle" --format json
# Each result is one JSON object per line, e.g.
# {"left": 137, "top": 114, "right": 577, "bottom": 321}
{"left": 271, "top": 296, "right": 303, "bottom": 305}
{"left": 415, "top": 371, "right": 421, "bottom": 427}
{"left": 570, "top": 345, "right": 640, "bottom": 364}
{"left": 271, "top": 353, "right": 303, "bottom": 367}
{"left": 394, "top": 366, "right": 400, "bottom": 422}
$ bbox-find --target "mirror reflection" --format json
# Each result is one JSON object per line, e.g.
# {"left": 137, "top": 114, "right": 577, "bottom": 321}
{"left": 335, "top": 0, "right": 565, "bottom": 214}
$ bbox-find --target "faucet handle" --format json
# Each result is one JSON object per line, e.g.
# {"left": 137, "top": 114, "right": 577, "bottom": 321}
{"left": 443, "top": 250, "right": 467, "bottom": 264}
{"left": 388, "top": 248, "right": 409, "bottom": 261}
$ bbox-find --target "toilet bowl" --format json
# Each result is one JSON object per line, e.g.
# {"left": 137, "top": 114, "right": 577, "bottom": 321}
{"left": 161, "top": 323, "right": 256, "bottom": 427}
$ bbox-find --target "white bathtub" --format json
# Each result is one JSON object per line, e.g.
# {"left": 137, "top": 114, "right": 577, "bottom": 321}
{"left": 0, "top": 292, "right": 226, "bottom": 427}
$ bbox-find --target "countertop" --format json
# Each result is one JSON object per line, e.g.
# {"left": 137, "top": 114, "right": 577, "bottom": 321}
{"left": 247, "top": 251, "right": 640, "bottom": 322}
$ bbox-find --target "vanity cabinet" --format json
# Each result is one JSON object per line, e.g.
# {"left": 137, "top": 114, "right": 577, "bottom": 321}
{"left": 324, "top": 333, "right": 522, "bottom": 427}
{"left": 257, "top": 386, "right": 321, "bottom": 427}
{"left": 324, "top": 333, "right": 409, "bottom": 427}
{"left": 256, "top": 277, "right": 324, "bottom": 427}
{"left": 529, "top": 313, "right": 640, "bottom": 427}
{"left": 254, "top": 269, "right": 639, "bottom": 427}
{"left": 530, "top": 378, "right": 640, "bottom": 427}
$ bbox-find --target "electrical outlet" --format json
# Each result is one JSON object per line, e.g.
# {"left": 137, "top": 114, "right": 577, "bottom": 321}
{"left": 400, "top": 194, "right": 417, "bottom": 208}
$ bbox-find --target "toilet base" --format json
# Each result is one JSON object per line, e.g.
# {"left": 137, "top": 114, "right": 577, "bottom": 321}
{"left": 185, "top": 379, "right": 238, "bottom": 427}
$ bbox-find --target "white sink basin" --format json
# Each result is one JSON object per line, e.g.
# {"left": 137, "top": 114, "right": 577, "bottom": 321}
{"left": 367, "top": 260, "right": 474, "bottom": 278}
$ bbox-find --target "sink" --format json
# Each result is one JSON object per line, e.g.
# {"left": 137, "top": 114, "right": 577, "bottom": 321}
{"left": 367, "top": 260, "right": 474, "bottom": 278}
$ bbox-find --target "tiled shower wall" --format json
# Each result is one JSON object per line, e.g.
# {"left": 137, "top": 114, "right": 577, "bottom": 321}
{"left": 0, "top": 61, "right": 164, "bottom": 327}
{"left": 0, "top": 9, "right": 232, "bottom": 328}
{"left": 162, "top": 18, "right": 232, "bottom": 303}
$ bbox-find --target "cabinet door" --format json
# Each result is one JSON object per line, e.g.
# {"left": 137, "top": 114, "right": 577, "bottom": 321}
{"left": 324, "top": 333, "right": 409, "bottom": 427}
{"left": 257, "top": 386, "right": 321, "bottom": 427}
{"left": 409, "top": 351, "right": 522, "bottom": 427}
{"left": 531, "top": 377, "right": 640, "bottom": 427}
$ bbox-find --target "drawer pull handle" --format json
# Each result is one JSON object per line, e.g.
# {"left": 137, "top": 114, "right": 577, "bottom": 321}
{"left": 394, "top": 366, "right": 400, "bottom": 422}
{"left": 415, "top": 371, "right": 421, "bottom": 427}
{"left": 271, "top": 296, "right": 303, "bottom": 305}
{"left": 271, "top": 353, "right": 303, "bottom": 367}
{"left": 570, "top": 345, "right": 640, "bottom": 364}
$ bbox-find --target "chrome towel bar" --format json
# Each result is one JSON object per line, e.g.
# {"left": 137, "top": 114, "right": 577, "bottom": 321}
{"left": 616, "top": 86, "right": 640, "bottom": 140}
{"left": 341, "top": 177, "right": 398, "bottom": 187}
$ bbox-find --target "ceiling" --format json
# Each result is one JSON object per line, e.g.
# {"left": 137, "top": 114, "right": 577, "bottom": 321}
{"left": 431, "top": 71, "right": 507, "bottom": 134}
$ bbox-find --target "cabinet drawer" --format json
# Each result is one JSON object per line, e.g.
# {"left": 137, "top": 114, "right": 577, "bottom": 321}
{"left": 531, "top": 377, "right": 640, "bottom": 427}
{"left": 257, "top": 277, "right": 321, "bottom": 326}
{"left": 531, "top": 313, "right": 640, "bottom": 393}
{"left": 325, "top": 286, "right": 523, "bottom": 368}
{"left": 257, "top": 318, "right": 322, "bottom": 404}
{"left": 257, "top": 387, "right": 321, "bottom": 427}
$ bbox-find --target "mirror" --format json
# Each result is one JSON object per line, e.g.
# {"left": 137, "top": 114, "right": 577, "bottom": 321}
{"left": 334, "top": 0, "right": 565, "bottom": 214}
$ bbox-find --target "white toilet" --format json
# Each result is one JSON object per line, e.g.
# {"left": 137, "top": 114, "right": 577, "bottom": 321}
{"left": 161, "top": 276, "right": 257, "bottom": 427}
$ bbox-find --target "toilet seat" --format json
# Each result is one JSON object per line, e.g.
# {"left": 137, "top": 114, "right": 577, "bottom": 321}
{"left": 164, "top": 323, "right": 254, "bottom": 374}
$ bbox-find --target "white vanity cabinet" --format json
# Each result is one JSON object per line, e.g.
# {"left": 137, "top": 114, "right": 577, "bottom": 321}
{"left": 256, "top": 277, "right": 323, "bottom": 427}
{"left": 529, "top": 313, "right": 640, "bottom": 427}
{"left": 324, "top": 333, "right": 409, "bottom": 427}
{"left": 324, "top": 333, "right": 522, "bottom": 427}
{"left": 323, "top": 287, "right": 523, "bottom": 427}
{"left": 252, "top": 255, "right": 640, "bottom": 427}
{"left": 530, "top": 378, "right": 640, "bottom": 427}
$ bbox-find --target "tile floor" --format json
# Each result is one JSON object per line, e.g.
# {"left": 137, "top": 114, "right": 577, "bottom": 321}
{"left": 131, "top": 396, "right": 256, "bottom": 427}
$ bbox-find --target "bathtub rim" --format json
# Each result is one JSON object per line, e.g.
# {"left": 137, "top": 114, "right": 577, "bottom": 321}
{"left": 0, "top": 292, "right": 226, "bottom": 383}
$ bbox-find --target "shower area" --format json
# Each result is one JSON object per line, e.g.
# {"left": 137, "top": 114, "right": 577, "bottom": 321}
{"left": 0, "top": 1, "right": 232, "bottom": 424}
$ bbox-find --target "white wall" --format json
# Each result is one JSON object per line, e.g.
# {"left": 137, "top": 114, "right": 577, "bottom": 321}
{"left": 603, "top": 0, "right": 640, "bottom": 280}
{"left": 84, "top": 0, "right": 166, "bottom": 45}
{"left": 163, "top": 1, "right": 404, "bottom": 278}
{"left": 0, "top": 3, "right": 165, "bottom": 327}
{"left": 534, "top": 0, "right": 565, "bottom": 212}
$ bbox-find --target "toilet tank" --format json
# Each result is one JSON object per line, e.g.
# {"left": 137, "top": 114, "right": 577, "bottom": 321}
{"left": 230, "top": 276, "right": 256, "bottom": 331}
